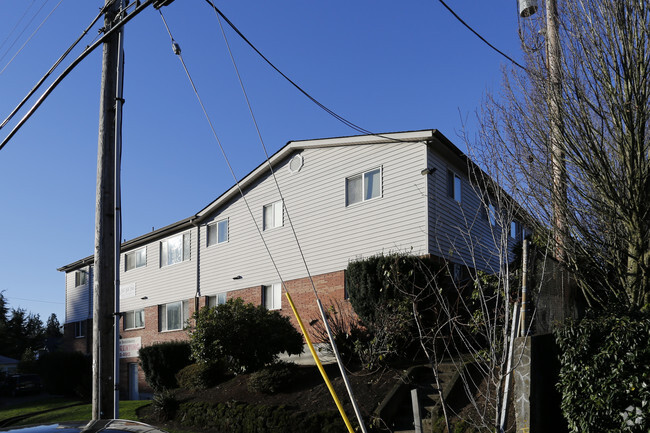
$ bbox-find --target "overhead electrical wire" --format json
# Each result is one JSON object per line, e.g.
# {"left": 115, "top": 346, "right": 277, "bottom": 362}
{"left": 0, "top": 4, "right": 107, "bottom": 130}
{"left": 0, "top": 0, "right": 154, "bottom": 152}
{"left": 213, "top": 10, "right": 368, "bottom": 433}
{"left": 437, "top": 0, "right": 527, "bottom": 71}
{"left": 0, "top": 0, "right": 39, "bottom": 55}
{"left": 1, "top": 0, "right": 65, "bottom": 75}
{"left": 203, "top": 0, "right": 410, "bottom": 145}
{"left": 158, "top": 10, "right": 358, "bottom": 433}
{"left": 0, "top": 0, "right": 53, "bottom": 65}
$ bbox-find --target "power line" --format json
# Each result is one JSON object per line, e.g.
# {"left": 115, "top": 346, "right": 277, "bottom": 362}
{"left": 437, "top": 0, "right": 527, "bottom": 71}
{"left": 0, "top": 0, "right": 52, "bottom": 65}
{"left": 0, "top": 0, "right": 154, "bottom": 152}
{"left": 0, "top": 0, "right": 64, "bottom": 75}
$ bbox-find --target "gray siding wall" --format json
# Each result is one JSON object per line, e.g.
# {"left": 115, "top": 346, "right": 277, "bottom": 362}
{"left": 119, "top": 228, "right": 197, "bottom": 314}
{"left": 65, "top": 266, "right": 93, "bottom": 323}
{"left": 427, "top": 144, "right": 509, "bottom": 272}
{"left": 198, "top": 141, "right": 429, "bottom": 298}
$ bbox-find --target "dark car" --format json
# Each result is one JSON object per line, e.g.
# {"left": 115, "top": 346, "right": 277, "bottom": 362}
{"left": 0, "top": 420, "right": 168, "bottom": 433}
{"left": 2, "top": 374, "right": 42, "bottom": 397}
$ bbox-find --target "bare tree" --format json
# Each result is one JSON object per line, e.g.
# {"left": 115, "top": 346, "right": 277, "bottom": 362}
{"left": 472, "top": 0, "right": 650, "bottom": 310}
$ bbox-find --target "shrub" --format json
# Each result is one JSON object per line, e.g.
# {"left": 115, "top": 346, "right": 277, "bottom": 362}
{"left": 190, "top": 298, "right": 303, "bottom": 373}
{"left": 555, "top": 311, "right": 650, "bottom": 433}
{"left": 346, "top": 253, "right": 441, "bottom": 324}
{"left": 176, "top": 361, "right": 228, "bottom": 390}
{"left": 37, "top": 351, "right": 91, "bottom": 399}
{"left": 139, "top": 341, "right": 191, "bottom": 391}
{"left": 247, "top": 361, "right": 297, "bottom": 394}
{"left": 176, "top": 400, "right": 346, "bottom": 432}
{"left": 151, "top": 389, "right": 178, "bottom": 421}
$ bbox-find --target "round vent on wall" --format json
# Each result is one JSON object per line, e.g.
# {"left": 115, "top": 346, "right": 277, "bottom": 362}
{"left": 288, "top": 154, "right": 304, "bottom": 173}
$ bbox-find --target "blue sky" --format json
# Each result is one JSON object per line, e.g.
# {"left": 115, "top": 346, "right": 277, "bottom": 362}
{"left": 0, "top": 0, "right": 526, "bottom": 323}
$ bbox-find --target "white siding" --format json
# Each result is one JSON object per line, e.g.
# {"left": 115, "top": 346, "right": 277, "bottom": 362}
{"left": 119, "top": 228, "right": 197, "bottom": 313}
{"left": 427, "top": 145, "right": 502, "bottom": 272}
{"left": 199, "top": 141, "right": 429, "bottom": 296}
{"left": 65, "top": 266, "right": 92, "bottom": 323}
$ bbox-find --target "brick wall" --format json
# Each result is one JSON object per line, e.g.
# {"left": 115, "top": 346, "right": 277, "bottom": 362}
{"left": 62, "top": 269, "right": 353, "bottom": 398}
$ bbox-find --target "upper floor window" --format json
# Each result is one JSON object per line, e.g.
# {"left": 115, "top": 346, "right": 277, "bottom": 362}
{"left": 207, "top": 292, "right": 227, "bottom": 308}
{"left": 346, "top": 167, "right": 381, "bottom": 206}
{"left": 207, "top": 219, "right": 228, "bottom": 246}
{"left": 124, "top": 309, "right": 145, "bottom": 330}
{"left": 263, "top": 201, "right": 283, "bottom": 230}
{"left": 74, "top": 321, "right": 86, "bottom": 338}
{"left": 159, "top": 300, "right": 189, "bottom": 332}
{"left": 75, "top": 270, "right": 88, "bottom": 287}
{"left": 125, "top": 247, "right": 146, "bottom": 271}
{"left": 447, "top": 169, "right": 461, "bottom": 203}
{"left": 263, "top": 283, "right": 282, "bottom": 311}
{"left": 510, "top": 220, "right": 521, "bottom": 240}
{"left": 160, "top": 233, "right": 190, "bottom": 267}
{"left": 488, "top": 203, "right": 497, "bottom": 227}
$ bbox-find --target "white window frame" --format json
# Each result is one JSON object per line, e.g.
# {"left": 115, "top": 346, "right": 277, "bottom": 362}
{"left": 345, "top": 167, "right": 382, "bottom": 206}
{"left": 159, "top": 301, "right": 189, "bottom": 332}
{"left": 207, "top": 292, "right": 228, "bottom": 308}
{"left": 207, "top": 219, "right": 229, "bottom": 247}
{"left": 125, "top": 247, "right": 146, "bottom": 271}
{"left": 160, "top": 233, "right": 190, "bottom": 267}
{"left": 75, "top": 270, "right": 88, "bottom": 287}
{"left": 263, "top": 201, "right": 283, "bottom": 231}
{"left": 74, "top": 321, "right": 85, "bottom": 338}
{"left": 447, "top": 169, "right": 461, "bottom": 203}
{"left": 123, "top": 309, "right": 145, "bottom": 330}
{"left": 263, "top": 283, "right": 282, "bottom": 311}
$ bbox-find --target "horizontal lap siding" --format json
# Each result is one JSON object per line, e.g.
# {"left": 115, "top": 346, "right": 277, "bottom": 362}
{"left": 199, "top": 141, "right": 428, "bottom": 297}
{"left": 427, "top": 146, "right": 500, "bottom": 272}
{"left": 119, "top": 227, "right": 197, "bottom": 313}
{"left": 65, "top": 268, "right": 92, "bottom": 323}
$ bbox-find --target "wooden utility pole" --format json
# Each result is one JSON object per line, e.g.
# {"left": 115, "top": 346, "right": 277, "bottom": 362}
{"left": 546, "top": 0, "right": 566, "bottom": 262}
{"left": 92, "top": 0, "right": 124, "bottom": 420}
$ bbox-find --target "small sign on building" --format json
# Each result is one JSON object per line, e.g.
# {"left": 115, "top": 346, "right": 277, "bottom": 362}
{"left": 120, "top": 283, "right": 136, "bottom": 299}
{"left": 119, "top": 336, "right": 141, "bottom": 358}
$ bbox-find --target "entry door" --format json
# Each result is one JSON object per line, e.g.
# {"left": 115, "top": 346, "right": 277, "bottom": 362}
{"left": 128, "top": 363, "right": 139, "bottom": 400}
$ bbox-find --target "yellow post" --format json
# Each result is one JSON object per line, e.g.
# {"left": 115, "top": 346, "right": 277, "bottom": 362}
{"left": 285, "top": 292, "right": 356, "bottom": 433}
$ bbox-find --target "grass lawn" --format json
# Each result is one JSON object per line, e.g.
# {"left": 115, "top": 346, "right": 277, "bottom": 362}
{"left": 1, "top": 398, "right": 150, "bottom": 427}
{"left": 0, "top": 397, "right": 80, "bottom": 422}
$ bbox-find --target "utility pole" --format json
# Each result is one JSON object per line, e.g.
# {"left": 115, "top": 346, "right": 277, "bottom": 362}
{"left": 545, "top": 0, "right": 566, "bottom": 262}
{"left": 92, "top": 0, "right": 124, "bottom": 420}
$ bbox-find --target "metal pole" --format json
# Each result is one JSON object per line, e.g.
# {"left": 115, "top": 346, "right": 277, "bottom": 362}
{"left": 92, "top": 0, "right": 124, "bottom": 420}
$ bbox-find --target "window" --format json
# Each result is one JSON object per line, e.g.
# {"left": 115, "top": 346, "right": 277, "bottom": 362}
{"left": 160, "top": 233, "right": 190, "bottom": 267}
{"left": 346, "top": 168, "right": 381, "bottom": 206}
{"left": 159, "top": 301, "right": 189, "bottom": 332}
{"left": 74, "top": 321, "right": 85, "bottom": 338}
{"left": 124, "top": 309, "right": 145, "bottom": 330}
{"left": 510, "top": 221, "right": 521, "bottom": 240}
{"left": 263, "top": 201, "right": 283, "bottom": 230}
{"left": 75, "top": 270, "right": 88, "bottom": 287}
{"left": 125, "top": 247, "right": 146, "bottom": 271}
{"left": 207, "top": 292, "right": 227, "bottom": 308}
{"left": 447, "top": 169, "right": 461, "bottom": 202}
{"left": 488, "top": 203, "right": 497, "bottom": 227}
{"left": 207, "top": 219, "right": 228, "bottom": 246}
{"left": 262, "top": 283, "right": 282, "bottom": 310}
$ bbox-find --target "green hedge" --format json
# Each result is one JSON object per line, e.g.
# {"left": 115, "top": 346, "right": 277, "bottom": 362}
{"left": 139, "top": 341, "right": 192, "bottom": 391}
{"left": 177, "top": 400, "right": 346, "bottom": 433}
{"left": 555, "top": 311, "right": 650, "bottom": 432}
{"left": 176, "top": 361, "right": 228, "bottom": 390}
